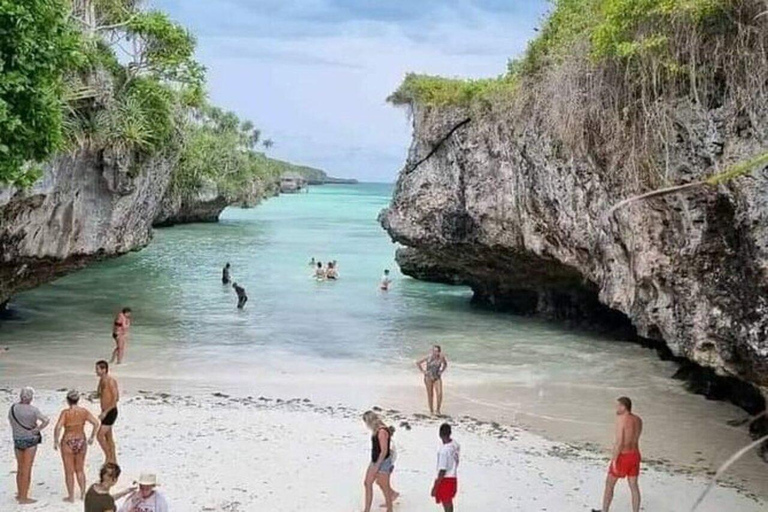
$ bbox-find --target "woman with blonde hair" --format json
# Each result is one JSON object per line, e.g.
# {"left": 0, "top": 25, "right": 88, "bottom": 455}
{"left": 361, "top": 410, "right": 399, "bottom": 512}
{"left": 54, "top": 389, "right": 100, "bottom": 502}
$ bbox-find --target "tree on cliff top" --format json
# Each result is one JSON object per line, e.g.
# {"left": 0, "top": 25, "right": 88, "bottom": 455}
{"left": 0, "top": 0, "right": 82, "bottom": 186}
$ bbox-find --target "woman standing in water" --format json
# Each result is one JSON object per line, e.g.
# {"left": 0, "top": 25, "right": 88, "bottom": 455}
{"left": 8, "top": 387, "right": 49, "bottom": 504}
{"left": 416, "top": 345, "right": 448, "bottom": 416}
{"left": 361, "top": 411, "right": 399, "bottom": 512}
{"left": 54, "top": 389, "right": 100, "bottom": 502}
{"left": 110, "top": 307, "right": 132, "bottom": 364}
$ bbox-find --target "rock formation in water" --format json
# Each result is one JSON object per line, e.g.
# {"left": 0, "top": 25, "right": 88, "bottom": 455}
{"left": 0, "top": 149, "right": 173, "bottom": 304}
{"left": 381, "top": 97, "right": 768, "bottom": 401}
{"left": 380, "top": 1, "right": 768, "bottom": 402}
{"left": 153, "top": 176, "right": 278, "bottom": 227}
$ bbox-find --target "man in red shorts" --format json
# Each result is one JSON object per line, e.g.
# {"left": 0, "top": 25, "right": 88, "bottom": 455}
{"left": 593, "top": 396, "right": 643, "bottom": 512}
{"left": 431, "top": 423, "right": 459, "bottom": 512}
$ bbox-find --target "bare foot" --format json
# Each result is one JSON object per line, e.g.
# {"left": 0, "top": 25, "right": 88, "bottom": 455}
{"left": 380, "top": 492, "right": 400, "bottom": 506}
{"left": 17, "top": 497, "right": 37, "bottom": 504}
{"left": 64, "top": 496, "right": 75, "bottom": 503}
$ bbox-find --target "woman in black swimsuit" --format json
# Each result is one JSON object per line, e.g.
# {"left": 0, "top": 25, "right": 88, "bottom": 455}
{"left": 361, "top": 411, "right": 399, "bottom": 512}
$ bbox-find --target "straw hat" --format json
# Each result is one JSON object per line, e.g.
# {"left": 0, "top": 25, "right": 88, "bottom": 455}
{"left": 135, "top": 473, "right": 159, "bottom": 486}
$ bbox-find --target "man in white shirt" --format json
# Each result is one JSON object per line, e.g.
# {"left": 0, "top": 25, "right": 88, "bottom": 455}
{"left": 431, "top": 423, "right": 460, "bottom": 511}
{"left": 118, "top": 473, "right": 168, "bottom": 512}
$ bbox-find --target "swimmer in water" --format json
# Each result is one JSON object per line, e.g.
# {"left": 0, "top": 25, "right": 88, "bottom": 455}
{"left": 380, "top": 269, "right": 392, "bottom": 291}
{"left": 314, "top": 261, "right": 326, "bottom": 280}
{"left": 326, "top": 261, "right": 338, "bottom": 280}
{"left": 309, "top": 257, "right": 316, "bottom": 267}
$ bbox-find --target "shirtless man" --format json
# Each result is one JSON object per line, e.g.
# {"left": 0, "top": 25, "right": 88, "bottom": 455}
{"left": 110, "top": 308, "right": 132, "bottom": 364}
{"left": 95, "top": 360, "right": 120, "bottom": 464}
{"left": 593, "top": 397, "right": 643, "bottom": 512}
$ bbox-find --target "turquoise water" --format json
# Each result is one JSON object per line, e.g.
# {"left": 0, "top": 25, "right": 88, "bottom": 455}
{"left": 1, "top": 184, "right": 766, "bottom": 490}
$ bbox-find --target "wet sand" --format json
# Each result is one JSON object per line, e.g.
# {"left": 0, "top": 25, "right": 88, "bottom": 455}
{"left": 0, "top": 388, "right": 765, "bottom": 511}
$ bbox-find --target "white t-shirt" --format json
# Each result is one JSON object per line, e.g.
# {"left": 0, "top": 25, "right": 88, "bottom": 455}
{"left": 437, "top": 440, "right": 460, "bottom": 478}
{"left": 118, "top": 491, "right": 168, "bottom": 512}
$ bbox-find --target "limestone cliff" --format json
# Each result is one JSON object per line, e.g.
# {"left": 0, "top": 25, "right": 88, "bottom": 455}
{"left": 0, "top": 148, "right": 173, "bottom": 305}
{"left": 380, "top": 99, "right": 768, "bottom": 400}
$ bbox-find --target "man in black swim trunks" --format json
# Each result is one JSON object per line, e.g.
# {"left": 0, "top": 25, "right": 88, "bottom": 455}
{"left": 95, "top": 360, "right": 120, "bottom": 463}
{"left": 233, "top": 282, "right": 247, "bottom": 309}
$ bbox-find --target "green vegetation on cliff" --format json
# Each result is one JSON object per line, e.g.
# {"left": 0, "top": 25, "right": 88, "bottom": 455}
{"left": 390, "top": 0, "right": 767, "bottom": 187}
{"left": 389, "top": 0, "right": 757, "bottom": 107}
{"left": 0, "top": 0, "right": 289, "bottom": 196}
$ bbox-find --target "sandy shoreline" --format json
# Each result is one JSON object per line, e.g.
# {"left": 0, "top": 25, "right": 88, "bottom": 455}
{"left": 1, "top": 388, "right": 764, "bottom": 511}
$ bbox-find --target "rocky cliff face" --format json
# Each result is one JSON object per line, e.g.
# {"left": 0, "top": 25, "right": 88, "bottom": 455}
{"left": 153, "top": 177, "right": 277, "bottom": 227}
{"left": 380, "top": 101, "right": 768, "bottom": 400}
{"left": 0, "top": 148, "right": 173, "bottom": 305}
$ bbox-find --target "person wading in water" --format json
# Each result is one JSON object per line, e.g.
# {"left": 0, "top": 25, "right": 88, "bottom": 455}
{"left": 233, "top": 282, "right": 248, "bottom": 309}
{"left": 110, "top": 308, "right": 132, "bottom": 364}
{"left": 222, "top": 262, "right": 232, "bottom": 285}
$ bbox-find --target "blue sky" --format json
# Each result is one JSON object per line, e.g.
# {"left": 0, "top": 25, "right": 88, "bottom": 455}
{"left": 152, "top": 0, "right": 550, "bottom": 182}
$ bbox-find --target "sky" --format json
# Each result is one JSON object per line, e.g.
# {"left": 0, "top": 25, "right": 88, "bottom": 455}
{"left": 152, "top": 0, "right": 550, "bottom": 182}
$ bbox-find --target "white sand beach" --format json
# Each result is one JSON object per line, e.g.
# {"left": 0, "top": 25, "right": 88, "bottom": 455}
{"left": 1, "top": 388, "right": 764, "bottom": 511}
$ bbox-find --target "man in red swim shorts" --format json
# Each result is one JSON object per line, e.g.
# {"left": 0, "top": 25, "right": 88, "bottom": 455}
{"left": 593, "top": 396, "right": 643, "bottom": 512}
{"left": 431, "top": 423, "right": 460, "bottom": 512}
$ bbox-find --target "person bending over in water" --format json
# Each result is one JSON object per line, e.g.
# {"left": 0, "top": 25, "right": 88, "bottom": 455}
{"left": 233, "top": 282, "right": 248, "bottom": 309}
{"left": 379, "top": 269, "right": 392, "bottom": 291}
{"left": 416, "top": 345, "right": 448, "bottom": 416}
{"left": 222, "top": 262, "right": 231, "bottom": 285}
{"left": 432, "top": 423, "right": 460, "bottom": 512}
{"left": 8, "top": 386, "right": 49, "bottom": 504}
{"left": 361, "top": 411, "right": 399, "bottom": 512}
{"left": 95, "top": 360, "right": 120, "bottom": 463}
{"left": 54, "top": 389, "right": 100, "bottom": 502}
{"left": 110, "top": 308, "right": 132, "bottom": 365}
{"left": 592, "top": 397, "right": 643, "bottom": 512}
{"left": 314, "top": 261, "right": 326, "bottom": 280}
{"left": 326, "top": 261, "right": 338, "bottom": 280}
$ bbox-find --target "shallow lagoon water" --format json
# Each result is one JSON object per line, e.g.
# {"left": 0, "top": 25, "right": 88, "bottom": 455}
{"left": 1, "top": 183, "right": 765, "bottom": 495}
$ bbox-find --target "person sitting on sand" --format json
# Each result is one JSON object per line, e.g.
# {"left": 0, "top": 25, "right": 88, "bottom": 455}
{"left": 380, "top": 269, "right": 392, "bottom": 291}
{"left": 314, "top": 261, "right": 326, "bottom": 280}
{"left": 54, "top": 389, "right": 100, "bottom": 502}
{"left": 361, "top": 411, "right": 399, "bottom": 512}
{"left": 118, "top": 472, "right": 168, "bottom": 512}
{"left": 8, "top": 386, "right": 49, "bottom": 505}
{"left": 593, "top": 397, "right": 643, "bottom": 512}
{"left": 110, "top": 307, "right": 132, "bottom": 365}
{"left": 326, "top": 261, "right": 338, "bottom": 280}
{"left": 95, "top": 360, "right": 120, "bottom": 463}
{"left": 222, "top": 262, "right": 232, "bottom": 285}
{"left": 416, "top": 345, "right": 448, "bottom": 416}
{"left": 432, "top": 423, "right": 460, "bottom": 512}
{"left": 233, "top": 282, "right": 248, "bottom": 309}
{"left": 85, "top": 462, "right": 135, "bottom": 512}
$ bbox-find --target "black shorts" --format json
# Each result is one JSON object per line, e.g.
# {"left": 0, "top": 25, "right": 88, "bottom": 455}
{"left": 112, "top": 332, "right": 118, "bottom": 340}
{"left": 102, "top": 407, "right": 118, "bottom": 426}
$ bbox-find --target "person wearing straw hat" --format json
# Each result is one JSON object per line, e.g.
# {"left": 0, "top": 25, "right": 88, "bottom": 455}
{"left": 118, "top": 473, "right": 168, "bottom": 512}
